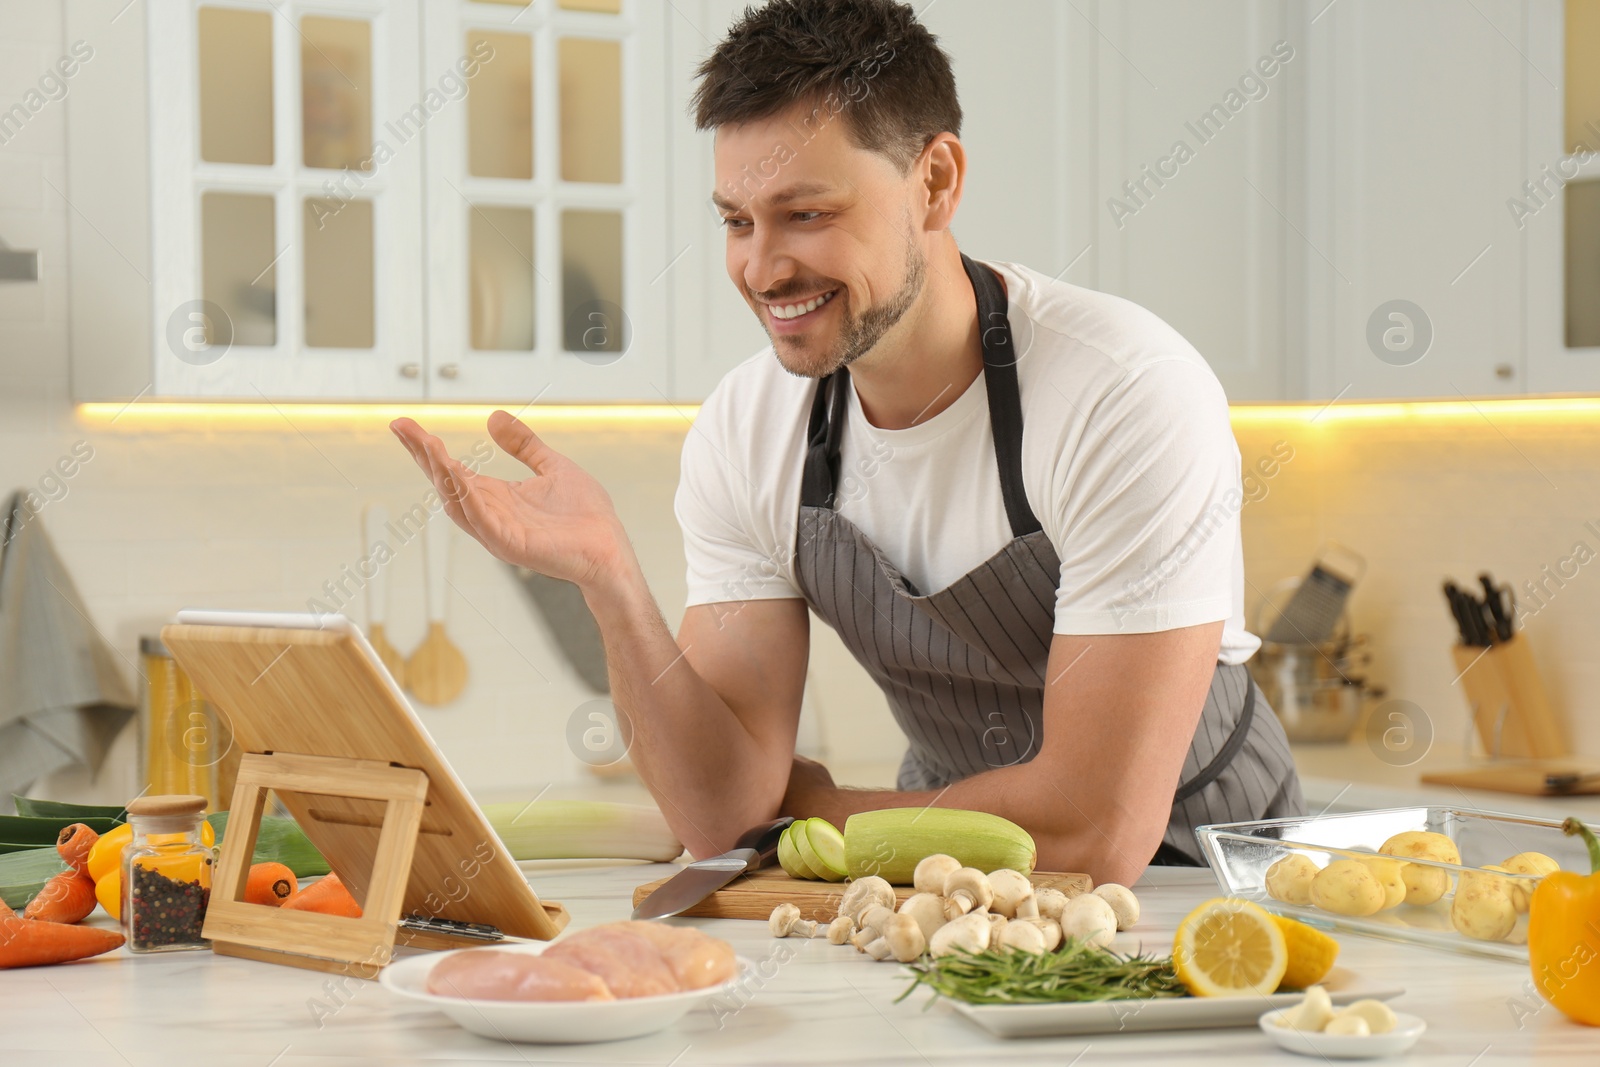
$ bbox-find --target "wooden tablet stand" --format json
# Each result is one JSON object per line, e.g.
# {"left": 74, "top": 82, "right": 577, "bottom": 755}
{"left": 204, "top": 752, "right": 430, "bottom": 980}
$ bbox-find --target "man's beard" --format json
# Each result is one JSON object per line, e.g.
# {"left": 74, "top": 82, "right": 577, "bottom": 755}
{"left": 767, "top": 238, "right": 927, "bottom": 380}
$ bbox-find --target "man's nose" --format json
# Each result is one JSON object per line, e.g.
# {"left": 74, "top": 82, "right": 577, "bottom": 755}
{"left": 740, "top": 224, "right": 796, "bottom": 299}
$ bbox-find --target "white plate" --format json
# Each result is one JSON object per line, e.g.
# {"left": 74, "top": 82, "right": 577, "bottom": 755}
{"left": 380, "top": 941, "right": 750, "bottom": 1045}
{"left": 1259, "top": 1008, "right": 1426, "bottom": 1059}
{"left": 944, "top": 970, "right": 1404, "bottom": 1039}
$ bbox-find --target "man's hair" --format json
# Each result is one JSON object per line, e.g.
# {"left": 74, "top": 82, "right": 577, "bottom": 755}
{"left": 689, "top": 0, "right": 962, "bottom": 176}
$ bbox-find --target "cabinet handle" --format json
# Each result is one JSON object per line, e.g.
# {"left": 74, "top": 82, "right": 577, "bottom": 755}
{"left": 438, "top": 363, "right": 460, "bottom": 380}
{"left": 1494, "top": 363, "right": 1514, "bottom": 380}
{"left": 399, "top": 362, "right": 420, "bottom": 378}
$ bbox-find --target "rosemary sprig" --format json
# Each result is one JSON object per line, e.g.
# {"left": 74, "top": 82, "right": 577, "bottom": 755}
{"left": 895, "top": 939, "right": 1189, "bottom": 1007}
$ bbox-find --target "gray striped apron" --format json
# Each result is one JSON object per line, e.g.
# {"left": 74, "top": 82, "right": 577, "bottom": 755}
{"left": 793, "top": 252, "right": 1306, "bottom": 866}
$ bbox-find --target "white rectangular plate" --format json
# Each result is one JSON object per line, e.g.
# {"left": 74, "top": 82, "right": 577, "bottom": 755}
{"left": 945, "top": 970, "right": 1403, "bottom": 1039}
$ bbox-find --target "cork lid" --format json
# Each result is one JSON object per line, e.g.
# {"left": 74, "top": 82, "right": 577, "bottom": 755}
{"left": 126, "top": 795, "right": 208, "bottom": 818}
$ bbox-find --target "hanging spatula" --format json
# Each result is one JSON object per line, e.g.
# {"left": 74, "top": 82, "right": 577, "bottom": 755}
{"left": 362, "top": 504, "right": 407, "bottom": 687}
{"left": 406, "top": 513, "right": 468, "bottom": 705}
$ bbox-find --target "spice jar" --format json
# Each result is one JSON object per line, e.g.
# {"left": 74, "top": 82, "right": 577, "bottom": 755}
{"left": 122, "top": 795, "right": 214, "bottom": 953}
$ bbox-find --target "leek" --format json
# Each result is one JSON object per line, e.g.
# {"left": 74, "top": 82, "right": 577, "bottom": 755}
{"left": 481, "top": 800, "right": 683, "bottom": 862}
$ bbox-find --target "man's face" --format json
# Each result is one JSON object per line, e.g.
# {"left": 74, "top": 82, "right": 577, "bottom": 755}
{"left": 712, "top": 101, "right": 928, "bottom": 379}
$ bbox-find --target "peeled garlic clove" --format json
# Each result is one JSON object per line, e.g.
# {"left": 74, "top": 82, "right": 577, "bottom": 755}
{"left": 1323, "top": 1010, "right": 1372, "bottom": 1037}
{"left": 1337, "top": 998, "right": 1397, "bottom": 1035}
{"left": 1279, "top": 985, "right": 1335, "bottom": 1032}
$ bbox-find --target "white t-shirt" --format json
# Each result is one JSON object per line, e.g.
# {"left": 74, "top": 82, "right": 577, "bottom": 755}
{"left": 675, "top": 258, "right": 1260, "bottom": 666}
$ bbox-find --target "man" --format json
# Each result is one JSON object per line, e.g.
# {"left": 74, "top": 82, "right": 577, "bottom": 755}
{"left": 392, "top": 0, "right": 1305, "bottom": 885}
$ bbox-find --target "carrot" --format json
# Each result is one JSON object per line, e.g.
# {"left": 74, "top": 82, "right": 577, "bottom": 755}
{"left": 0, "top": 915, "right": 124, "bottom": 968}
{"left": 55, "top": 823, "right": 99, "bottom": 874}
{"left": 245, "top": 862, "right": 299, "bottom": 907}
{"left": 23, "top": 870, "right": 98, "bottom": 924}
{"left": 281, "top": 872, "right": 362, "bottom": 918}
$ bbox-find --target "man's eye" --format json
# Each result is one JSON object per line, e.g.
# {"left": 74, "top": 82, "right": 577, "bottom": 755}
{"left": 792, "top": 211, "right": 824, "bottom": 223}
{"left": 720, "top": 217, "right": 750, "bottom": 231}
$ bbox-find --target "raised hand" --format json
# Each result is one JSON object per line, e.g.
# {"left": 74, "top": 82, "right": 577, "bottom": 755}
{"left": 390, "top": 410, "right": 636, "bottom": 593}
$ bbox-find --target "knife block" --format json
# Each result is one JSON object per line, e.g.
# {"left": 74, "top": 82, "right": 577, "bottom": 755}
{"left": 1449, "top": 635, "right": 1566, "bottom": 759}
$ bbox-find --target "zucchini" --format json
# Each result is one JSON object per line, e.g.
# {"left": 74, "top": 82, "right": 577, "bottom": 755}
{"left": 843, "top": 807, "right": 1036, "bottom": 884}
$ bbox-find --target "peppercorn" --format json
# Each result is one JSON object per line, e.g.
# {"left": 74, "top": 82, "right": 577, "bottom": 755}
{"left": 128, "top": 863, "right": 210, "bottom": 950}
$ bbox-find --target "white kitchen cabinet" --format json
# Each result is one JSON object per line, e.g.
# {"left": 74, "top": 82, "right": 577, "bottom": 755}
{"left": 419, "top": 0, "right": 670, "bottom": 402}
{"left": 1524, "top": 0, "right": 1600, "bottom": 394}
{"left": 69, "top": 0, "right": 429, "bottom": 401}
{"left": 67, "top": 0, "right": 668, "bottom": 403}
{"left": 1302, "top": 0, "right": 1530, "bottom": 401}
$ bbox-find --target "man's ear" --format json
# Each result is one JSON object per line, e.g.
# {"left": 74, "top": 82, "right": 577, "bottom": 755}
{"left": 920, "top": 133, "right": 965, "bottom": 231}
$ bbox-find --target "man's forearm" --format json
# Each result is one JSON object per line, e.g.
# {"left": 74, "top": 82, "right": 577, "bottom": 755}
{"left": 582, "top": 563, "right": 785, "bottom": 857}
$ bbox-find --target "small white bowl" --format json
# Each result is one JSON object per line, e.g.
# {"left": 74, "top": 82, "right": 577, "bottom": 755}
{"left": 1259, "top": 1007, "right": 1426, "bottom": 1059}
{"left": 380, "top": 941, "right": 750, "bottom": 1045}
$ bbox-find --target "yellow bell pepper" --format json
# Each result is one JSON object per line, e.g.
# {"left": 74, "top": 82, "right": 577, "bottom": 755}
{"left": 85, "top": 817, "right": 215, "bottom": 918}
{"left": 1528, "top": 818, "right": 1600, "bottom": 1027}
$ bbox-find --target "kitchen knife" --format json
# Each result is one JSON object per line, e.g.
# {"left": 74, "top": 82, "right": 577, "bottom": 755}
{"left": 631, "top": 816, "right": 794, "bottom": 921}
{"left": 1480, "top": 572, "right": 1514, "bottom": 642}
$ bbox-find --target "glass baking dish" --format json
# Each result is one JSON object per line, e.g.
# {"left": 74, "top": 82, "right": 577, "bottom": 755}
{"left": 1195, "top": 806, "right": 1591, "bottom": 962}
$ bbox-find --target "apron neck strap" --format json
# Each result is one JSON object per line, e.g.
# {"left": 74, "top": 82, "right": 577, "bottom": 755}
{"left": 800, "top": 253, "right": 1043, "bottom": 539}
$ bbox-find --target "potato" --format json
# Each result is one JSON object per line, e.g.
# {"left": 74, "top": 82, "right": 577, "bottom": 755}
{"left": 1380, "top": 830, "right": 1460, "bottom": 864}
{"left": 1450, "top": 870, "right": 1517, "bottom": 941}
{"left": 1379, "top": 831, "right": 1460, "bottom": 906}
{"left": 1265, "top": 854, "right": 1319, "bottom": 906}
{"left": 1310, "top": 859, "right": 1387, "bottom": 917}
{"left": 1356, "top": 856, "right": 1407, "bottom": 910}
{"left": 1499, "top": 852, "right": 1559, "bottom": 912}
{"left": 1483, "top": 864, "right": 1532, "bottom": 913}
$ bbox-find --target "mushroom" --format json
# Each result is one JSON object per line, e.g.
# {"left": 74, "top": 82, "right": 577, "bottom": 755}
{"left": 769, "top": 902, "right": 819, "bottom": 938}
{"left": 839, "top": 876, "right": 896, "bottom": 923}
{"left": 984, "top": 911, "right": 1009, "bottom": 941}
{"left": 825, "top": 915, "right": 856, "bottom": 945}
{"left": 1091, "top": 884, "right": 1141, "bottom": 930}
{"left": 929, "top": 912, "right": 991, "bottom": 958}
{"left": 866, "top": 913, "right": 927, "bottom": 963}
{"left": 987, "top": 869, "right": 1035, "bottom": 919}
{"left": 1019, "top": 916, "right": 1063, "bottom": 951}
{"left": 1033, "top": 887, "right": 1070, "bottom": 920}
{"left": 999, "top": 919, "right": 1048, "bottom": 954}
{"left": 914, "top": 854, "right": 962, "bottom": 895}
{"left": 897, "top": 892, "right": 949, "bottom": 944}
{"left": 851, "top": 904, "right": 896, "bottom": 951}
{"left": 942, "top": 867, "right": 994, "bottom": 919}
{"left": 1058, "top": 892, "right": 1116, "bottom": 949}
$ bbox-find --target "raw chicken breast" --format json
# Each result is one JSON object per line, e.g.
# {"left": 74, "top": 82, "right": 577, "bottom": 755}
{"left": 543, "top": 925, "right": 682, "bottom": 998}
{"left": 621, "top": 921, "right": 738, "bottom": 989}
{"left": 425, "top": 949, "right": 614, "bottom": 1002}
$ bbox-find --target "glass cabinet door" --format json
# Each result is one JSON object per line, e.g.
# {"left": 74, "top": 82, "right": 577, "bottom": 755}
{"left": 421, "top": 0, "right": 668, "bottom": 401}
{"left": 149, "top": 0, "right": 426, "bottom": 398}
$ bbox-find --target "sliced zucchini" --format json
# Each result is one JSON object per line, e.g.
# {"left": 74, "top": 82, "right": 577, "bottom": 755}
{"left": 805, "top": 817, "right": 848, "bottom": 878}
{"left": 776, "top": 823, "right": 820, "bottom": 880}
{"left": 793, "top": 818, "right": 846, "bottom": 882}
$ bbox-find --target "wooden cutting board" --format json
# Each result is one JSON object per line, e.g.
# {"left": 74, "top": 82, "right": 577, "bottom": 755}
{"left": 632, "top": 865, "right": 1093, "bottom": 923}
{"left": 1422, "top": 761, "right": 1600, "bottom": 796}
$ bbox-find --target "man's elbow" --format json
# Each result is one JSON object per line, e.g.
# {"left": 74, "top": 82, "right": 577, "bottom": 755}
{"left": 1035, "top": 823, "right": 1163, "bottom": 888}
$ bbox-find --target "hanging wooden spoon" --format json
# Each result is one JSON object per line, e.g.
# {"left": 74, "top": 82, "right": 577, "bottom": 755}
{"left": 406, "top": 512, "right": 468, "bottom": 705}
{"left": 362, "top": 504, "right": 406, "bottom": 687}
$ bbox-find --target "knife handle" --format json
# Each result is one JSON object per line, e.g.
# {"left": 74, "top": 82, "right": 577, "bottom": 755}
{"left": 736, "top": 816, "right": 794, "bottom": 869}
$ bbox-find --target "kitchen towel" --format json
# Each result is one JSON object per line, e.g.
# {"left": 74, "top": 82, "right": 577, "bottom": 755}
{"left": 0, "top": 490, "right": 135, "bottom": 812}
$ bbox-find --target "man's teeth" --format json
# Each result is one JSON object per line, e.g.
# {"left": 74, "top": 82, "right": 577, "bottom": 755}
{"left": 770, "top": 289, "right": 838, "bottom": 320}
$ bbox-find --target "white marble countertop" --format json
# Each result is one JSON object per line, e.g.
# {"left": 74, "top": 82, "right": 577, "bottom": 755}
{"left": 6, "top": 862, "right": 1600, "bottom": 1066}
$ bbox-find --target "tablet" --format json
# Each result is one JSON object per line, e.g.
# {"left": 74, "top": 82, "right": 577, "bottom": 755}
{"left": 162, "top": 609, "right": 568, "bottom": 945}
